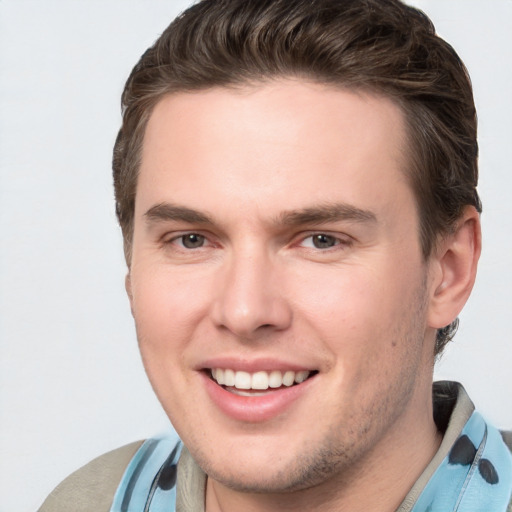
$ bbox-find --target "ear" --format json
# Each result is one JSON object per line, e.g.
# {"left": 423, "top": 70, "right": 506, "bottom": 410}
{"left": 125, "top": 273, "right": 135, "bottom": 316}
{"left": 427, "top": 206, "right": 481, "bottom": 330}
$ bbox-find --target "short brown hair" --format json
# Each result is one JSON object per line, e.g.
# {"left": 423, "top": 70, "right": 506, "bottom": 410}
{"left": 113, "top": 0, "right": 481, "bottom": 355}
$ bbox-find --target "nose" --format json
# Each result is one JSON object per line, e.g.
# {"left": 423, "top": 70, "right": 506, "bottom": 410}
{"left": 211, "top": 248, "right": 292, "bottom": 340}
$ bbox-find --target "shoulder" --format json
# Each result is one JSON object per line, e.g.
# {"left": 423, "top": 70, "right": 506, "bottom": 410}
{"left": 38, "top": 440, "right": 144, "bottom": 512}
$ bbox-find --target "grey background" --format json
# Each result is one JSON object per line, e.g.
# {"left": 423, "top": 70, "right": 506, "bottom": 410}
{"left": 0, "top": 1, "right": 510, "bottom": 511}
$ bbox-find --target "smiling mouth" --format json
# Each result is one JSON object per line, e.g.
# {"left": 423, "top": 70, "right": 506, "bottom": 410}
{"left": 209, "top": 368, "right": 318, "bottom": 396}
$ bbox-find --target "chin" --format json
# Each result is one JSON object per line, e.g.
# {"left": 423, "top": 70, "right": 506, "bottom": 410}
{"left": 204, "top": 465, "right": 318, "bottom": 494}
{"left": 189, "top": 437, "right": 355, "bottom": 495}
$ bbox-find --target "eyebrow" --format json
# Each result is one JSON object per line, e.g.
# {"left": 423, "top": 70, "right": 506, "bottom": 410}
{"left": 277, "top": 203, "right": 377, "bottom": 226}
{"left": 145, "top": 203, "right": 214, "bottom": 225}
{"left": 144, "top": 201, "right": 377, "bottom": 228}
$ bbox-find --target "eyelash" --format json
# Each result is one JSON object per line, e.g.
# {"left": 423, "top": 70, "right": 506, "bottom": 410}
{"left": 163, "top": 232, "right": 212, "bottom": 250}
{"left": 163, "top": 231, "right": 352, "bottom": 252}
{"left": 298, "top": 233, "right": 352, "bottom": 250}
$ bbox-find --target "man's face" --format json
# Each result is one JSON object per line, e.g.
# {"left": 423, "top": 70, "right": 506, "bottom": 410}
{"left": 128, "top": 81, "right": 438, "bottom": 492}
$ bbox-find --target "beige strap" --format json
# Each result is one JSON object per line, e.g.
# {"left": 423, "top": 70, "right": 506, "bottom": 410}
{"left": 501, "top": 431, "right": 512, "bottom": 452}
{"left": 176, "top": 445, "right": 206, "bottom": 512}
{"left": 38, "top": 441, "right": 144, "bottom": 512}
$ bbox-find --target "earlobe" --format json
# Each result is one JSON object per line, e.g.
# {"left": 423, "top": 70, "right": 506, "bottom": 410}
{"left": 427, "top": 206, "right": 481, "bottom": 330}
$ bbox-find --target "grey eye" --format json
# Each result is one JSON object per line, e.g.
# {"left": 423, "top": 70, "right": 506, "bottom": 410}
{"left": 312, "top": 234, "right": 338, "bottom": 249}
{"left": 181, "top": 234, "right": 205, "bottom": 249}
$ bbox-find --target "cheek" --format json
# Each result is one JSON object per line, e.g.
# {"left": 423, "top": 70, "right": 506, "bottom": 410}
{"left": 290, "top": 263, "right": 394, "bottom": 335}
{"left": 129, "top": 267, "right": 216, "bottom": 404}
{"left": 289, "top": 260, "right": 425, "bottom": 366}
{"left": 131, "top": 266, "right": 212, "bottom": 343}
{"left": 130, "top": 270, "right": 202, "bottom": 406}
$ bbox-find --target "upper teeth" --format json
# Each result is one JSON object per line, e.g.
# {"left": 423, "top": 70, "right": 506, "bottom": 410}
{"left": 211, "top": 369, "right": 310, "bottom": 390}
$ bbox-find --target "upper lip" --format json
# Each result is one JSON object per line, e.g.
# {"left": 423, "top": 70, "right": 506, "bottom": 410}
{"left": 196, "top": 357, "right": 316, "bottom": 373}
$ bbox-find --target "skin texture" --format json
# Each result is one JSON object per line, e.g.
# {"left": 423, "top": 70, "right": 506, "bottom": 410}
{"left": 127, "top": 81, "right": 480, "bottom": 512}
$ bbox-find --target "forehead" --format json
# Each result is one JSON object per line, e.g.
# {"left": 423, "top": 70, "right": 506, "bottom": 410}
{"left": 137, "top": 80, "right": 411, "bottom": 222}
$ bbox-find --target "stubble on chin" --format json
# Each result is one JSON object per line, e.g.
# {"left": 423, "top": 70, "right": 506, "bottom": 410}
{"left": 192, "top": 379, "right": 416, "bottom": 496}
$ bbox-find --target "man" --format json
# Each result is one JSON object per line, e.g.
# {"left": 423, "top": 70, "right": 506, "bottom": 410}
{"left": 40, "top": 0, "right": 511, "bottom": 510}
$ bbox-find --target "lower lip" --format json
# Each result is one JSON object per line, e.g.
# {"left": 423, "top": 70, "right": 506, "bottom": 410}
{"left": 201, "top": 372, "right": 316, "bottom": 423}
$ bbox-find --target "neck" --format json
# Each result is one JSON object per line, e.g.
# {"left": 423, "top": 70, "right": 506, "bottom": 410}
{"left": 205, "top": 383, "right": 442, "bottom": 512}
